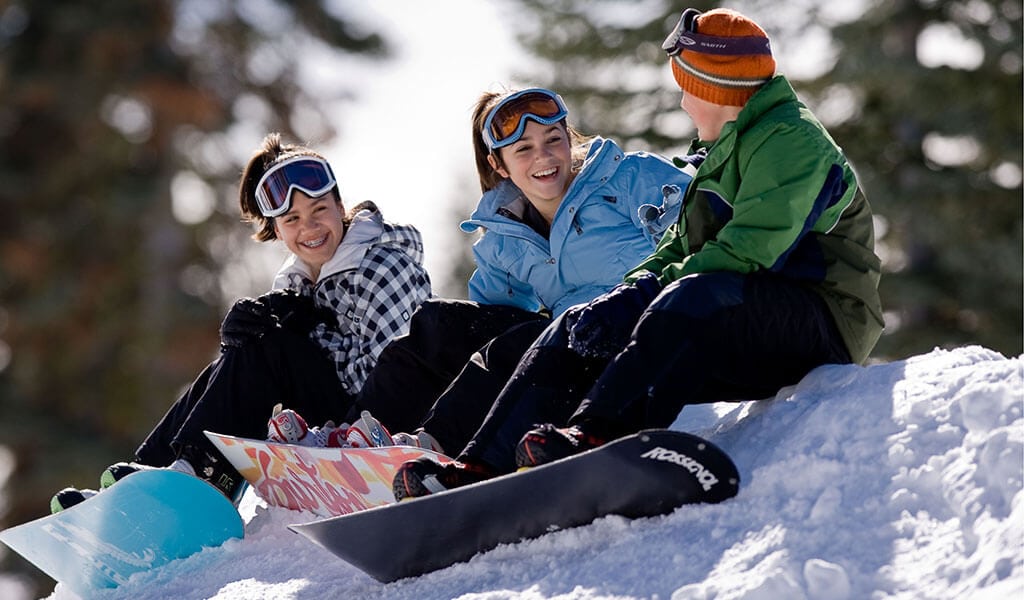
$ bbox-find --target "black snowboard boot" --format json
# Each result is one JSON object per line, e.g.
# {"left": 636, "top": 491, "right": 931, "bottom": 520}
{"left": 99, "top": 457, "right": 196, "bottom": 489}
{"left": 49, "top": 488, "right": 98, "bottom": 514}
{"left": 392, "top": 457, "right": 493, "bottom": 501}
{"left": 515, "top": 423, "right": 608, "bottom": 469}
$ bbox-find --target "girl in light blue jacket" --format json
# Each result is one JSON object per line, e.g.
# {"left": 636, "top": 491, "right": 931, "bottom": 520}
{"left": 356, "top": 88, "right": 694, "bottom": 452}
{"left": 463, "top": 133, "right": 691, "bottom": 317}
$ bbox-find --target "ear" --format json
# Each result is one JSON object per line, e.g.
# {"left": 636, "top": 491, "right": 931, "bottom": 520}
{"left": 487, "top": 154, "right": 509, "bottom": 179}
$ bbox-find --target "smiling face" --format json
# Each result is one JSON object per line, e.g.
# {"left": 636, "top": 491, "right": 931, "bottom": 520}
{"left": 489, "top": 119, "right": 574, "bottom": 225}
{"left": 272, "top": 190, "right": 346, "bottom": 279}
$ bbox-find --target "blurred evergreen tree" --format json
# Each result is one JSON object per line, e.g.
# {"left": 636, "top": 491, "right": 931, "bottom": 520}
{"left": 0, "top": 0, "right": 387, "bottom": 594}
{"left": 510, "top": 0, "right": 1022, "bottom": 360}
{"left": 438, "top": 175, "right": 486, "bottom": 299}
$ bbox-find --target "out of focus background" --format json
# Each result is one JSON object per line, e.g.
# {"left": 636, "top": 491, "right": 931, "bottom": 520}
{"left": 0, "top": 0, "right": 1020, "bottom": 596}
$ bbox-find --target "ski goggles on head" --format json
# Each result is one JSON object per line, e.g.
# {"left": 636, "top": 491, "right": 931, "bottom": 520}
{"left": 662, "top": 8, "right": 772, "bottom": 57}
{"left": 482, "top": 88, "right": 569, "bottom": 151}
{"left": 254, "top": 155, "right": 337, "bottom": 218}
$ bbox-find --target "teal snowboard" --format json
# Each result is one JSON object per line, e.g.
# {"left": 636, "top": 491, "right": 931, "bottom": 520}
{"left": 0, "top": 469, "right": 243, "bottom": 596}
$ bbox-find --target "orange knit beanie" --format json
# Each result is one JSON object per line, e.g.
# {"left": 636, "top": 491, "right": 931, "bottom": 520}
{"left": 667, "top": 8, "right": 776, "bottom": 106}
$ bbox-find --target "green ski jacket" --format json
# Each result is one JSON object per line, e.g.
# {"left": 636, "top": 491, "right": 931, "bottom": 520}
{"left": 628, "top": 75, "right": 883, "bottom": 363}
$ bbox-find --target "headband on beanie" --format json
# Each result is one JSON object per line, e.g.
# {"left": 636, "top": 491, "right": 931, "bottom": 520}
{"left": 665, "top": 8, "right": 776, "bottom": 106}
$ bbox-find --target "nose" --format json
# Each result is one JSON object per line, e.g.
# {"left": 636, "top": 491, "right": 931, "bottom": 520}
{"left": 296, "top": 213, "right": 321, "bottom": 231}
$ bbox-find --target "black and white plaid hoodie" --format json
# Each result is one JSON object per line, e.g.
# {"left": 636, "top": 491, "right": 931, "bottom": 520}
{"left": 272, "top": 203, "right": 432, "bottom": 394}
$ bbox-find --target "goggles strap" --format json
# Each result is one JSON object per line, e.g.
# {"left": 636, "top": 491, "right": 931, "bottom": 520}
{"left": 663, "top": 9, "right": 771, "bottom": 57}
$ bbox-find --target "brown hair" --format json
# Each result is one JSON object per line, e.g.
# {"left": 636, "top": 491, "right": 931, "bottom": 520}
{"left": 471, "top": 89, "right": 593, "bottom": 193}
{"left": 238, "top": 132, "right": 344, "bottom": 242}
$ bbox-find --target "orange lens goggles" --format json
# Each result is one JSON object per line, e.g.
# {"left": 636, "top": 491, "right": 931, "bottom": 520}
{"left": 482, "top": 88, "right": 568, "bottom": 151}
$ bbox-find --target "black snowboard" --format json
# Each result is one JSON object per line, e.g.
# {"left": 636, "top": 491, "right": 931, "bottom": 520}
{"left": 289, "top": 429, "right": 739, "bottom": 582}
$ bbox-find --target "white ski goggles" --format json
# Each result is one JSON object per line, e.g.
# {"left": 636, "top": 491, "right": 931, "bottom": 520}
{"left": 255, "top": 156, "right": 338, "bottom": 218}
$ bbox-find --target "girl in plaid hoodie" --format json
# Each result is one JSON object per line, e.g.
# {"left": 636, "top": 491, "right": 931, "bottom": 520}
{"left": 53, "top": 133, "right": 431, "bottom": 509}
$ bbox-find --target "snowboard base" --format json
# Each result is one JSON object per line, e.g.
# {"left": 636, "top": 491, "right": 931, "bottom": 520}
{"left": 0, "top": 469, "right": 242, "bottom": 596}
{"left": 290, "top": 429, "right": 739, "bottom": 582}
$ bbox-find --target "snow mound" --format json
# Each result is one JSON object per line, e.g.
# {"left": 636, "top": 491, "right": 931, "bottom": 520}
{"left": 43, "top": 346, "right": 1022, "bottom": 600}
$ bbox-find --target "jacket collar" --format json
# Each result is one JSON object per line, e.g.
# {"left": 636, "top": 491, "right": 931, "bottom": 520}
{"left": 678, "top": 75, "right": 796, "bottom": 175}
{"left": 273, "top": 208, "right": 384, "bottom": 286}
{"left": 460, "top": 136, "right": 624, "bottom": 234}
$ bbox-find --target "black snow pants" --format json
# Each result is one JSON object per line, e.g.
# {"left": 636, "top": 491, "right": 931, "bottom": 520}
{"left": 415, "top": 316, "right": 551, "bottom": 453}
{"left": 136, "top": 325, "right": 353, "bottom": 467}
{"left": 462, "top": 272, "right": 852, "bottom": 473}
{"left": 354, "top": 298, "right": 547, "bottom": 438}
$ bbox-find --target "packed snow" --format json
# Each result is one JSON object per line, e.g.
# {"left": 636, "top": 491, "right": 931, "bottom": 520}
{"left": 29, "top": 346, "right": 1024, "bottom": 598}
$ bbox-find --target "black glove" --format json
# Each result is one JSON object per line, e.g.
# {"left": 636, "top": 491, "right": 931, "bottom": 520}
{"left": 567, "top": 272, "right": 662, "bottom": 359}
{"left": 220, "top": 296, "right": 276, "bottom": 348}
{"left": 267, "top": 289, "right": 331, "bottom": 334}
{"left": 259, "top": 289, "right": 314, "bottom": 326}
{"left": 221, "top": 289, "right": 326, "bottom": 349}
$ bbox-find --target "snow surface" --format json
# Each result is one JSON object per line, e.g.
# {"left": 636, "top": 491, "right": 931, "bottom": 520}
{"left": 40, "top": 346, "right": 1024, "bottom": 599}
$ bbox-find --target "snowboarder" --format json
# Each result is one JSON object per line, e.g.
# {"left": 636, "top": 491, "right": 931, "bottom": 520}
{"left": 393, "top": 7, "right": 884, "bottom": 498}
{"left": 351, "top": 86, "right": 696, "bottom": 452}
{"left": 51, "top": 133, "right": 432, "bottom": 511}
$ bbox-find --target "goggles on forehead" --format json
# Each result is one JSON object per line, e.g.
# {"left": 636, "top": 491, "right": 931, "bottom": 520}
{"left": 482, "top": 88, "right": 569, "bottom": 151}
{"left": 662, "top": 8, "right": 772, "bottom": 57}
{"left": 254, "top": 155, "right": 337, "bottom": 218}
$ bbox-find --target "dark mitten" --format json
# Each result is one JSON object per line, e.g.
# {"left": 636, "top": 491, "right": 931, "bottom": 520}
{"left": 219, "top": 296, "right": 276, "bottom": 348}
{"left": 567, "top": 272, "right": 662, "bottom": 358}
{"left": 259, "top": 288, "right": 306, "bottom": 316}
{"left": 258, "top": 289, "right": 325, "bottom": 332}
{"left": 677, "top": 147, "right": 707, "bottom": 171}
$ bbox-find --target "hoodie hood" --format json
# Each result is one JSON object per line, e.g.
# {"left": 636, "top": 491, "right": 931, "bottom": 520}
{"left": 273, "top": 204, "right": 424, "bottom": 289}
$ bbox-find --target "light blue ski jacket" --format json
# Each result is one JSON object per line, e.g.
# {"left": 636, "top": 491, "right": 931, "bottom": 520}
{"left": 461, "top": 136, "right": 693, "bottom": 317}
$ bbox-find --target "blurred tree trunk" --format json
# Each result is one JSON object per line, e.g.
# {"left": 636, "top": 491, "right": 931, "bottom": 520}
{"left": 0, "top": 1, "right": 388, "bottom": 595}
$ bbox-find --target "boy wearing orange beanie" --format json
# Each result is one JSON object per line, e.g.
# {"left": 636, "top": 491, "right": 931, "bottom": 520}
{"left": 515, "top": 7, "right": 884, "bottom": 467}
{"left": 391, "top": 8, "right": 885, "bottom": 495}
